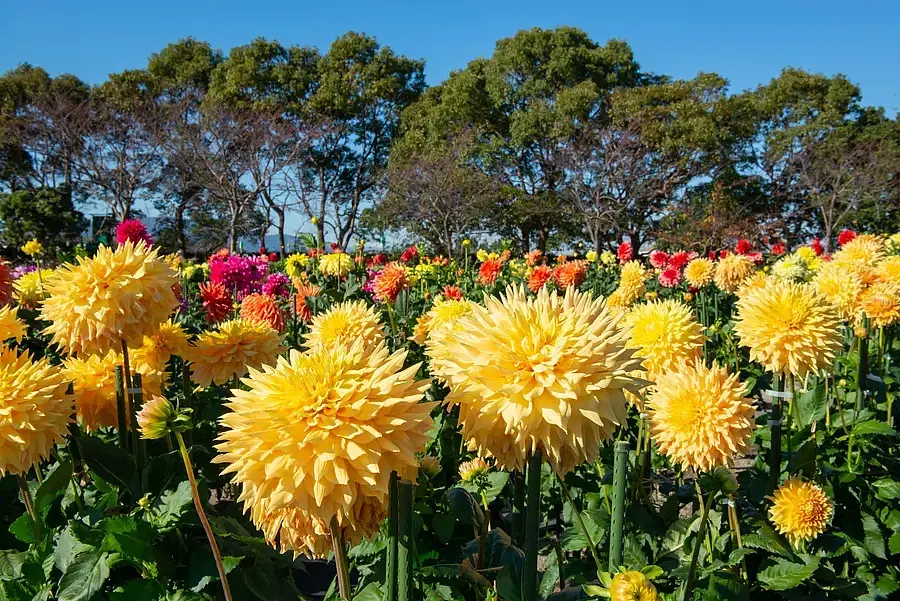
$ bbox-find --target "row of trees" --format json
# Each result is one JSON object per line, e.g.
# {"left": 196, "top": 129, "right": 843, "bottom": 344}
{"left": 1, "top": 28, "right": 898, "bottom": 258}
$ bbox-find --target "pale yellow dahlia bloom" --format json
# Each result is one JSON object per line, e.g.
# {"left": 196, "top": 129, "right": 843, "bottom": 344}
{"left": 621, "top": 300, "right": 705, "bottom": 383}
{"left": 683, "top": 258, "right": 715, "bottom": 288}
{"left": 735, "top": 280, "right": 841, "bottom": 379}
{"left": 0, "top": 306, "right": 26, "bottom": 343}
{"left": 318, "top": 252, "right": 353, "bottom": 277}
{"left": 771, "top": 254, "right": 810, "bottom": 282}
{"left": 40, "top": 242, "right": 178, "bottom": 355}
{"left": 0, "top": 348, "right": 73, "bottom": 475}
{"left": 608, "top": 261, "right": 649, "bottom": 310}
{"left": 14, "top": 269, "right": 54, "bottom": 309}
{"left": 714, "top": 254, "right": 755, "bottom": 293}
{"left": 769, "top": 478, "right": 833, "bottom": 547}
{"left": 832, "top": 234, "right": 887, "bottom": 286}
{"left": 413, "top": 298, "right": 480, "bottom": 346}
{"left": 304, "top": 300, "right": 384, "bottom": 350}
{"left": 609, "top": 571, "right": 660, "bottom": 601}
{"left": 458, "top": 457, "right": 490, "bottom": 483}
{"left": 859, "top": 281, "right": 900, "bottom": 329}
{"left": 876, "top": 255, "right": 900, "bottom": 283}
{"left": 735, "top": 271, "right": 772, "bottom": 299}
{"left": 430, "top": 285, "right": 646, "bottom": 475}
{"left": 188, "top": 319, "right": 285, "bottom": 388}
{"left": 215, "top": 340, "right": 434, "bottom": 548}
{"left": 648, "top": 360, "right": 755, "bottom": 471}
{"left": 136, "top": 396, "right": 177, "bottom": 440}
{"left": 812, "top": 260, "right": 863, "bottom": 319}
{"left": 132, "top": 319, "right": 190, "bottom": 369}
{"left": 63, "top": 350, "right": 165, "bottom": 431}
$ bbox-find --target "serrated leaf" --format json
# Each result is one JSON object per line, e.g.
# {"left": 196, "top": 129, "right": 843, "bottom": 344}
{"left": 862, "top": 513, "right": 886, "bottom": 559}
{"left": 149, "top": 481, "right": 193, "bottom": 530}
{"left": 873, "top": 478, "right": 900, "bottom": 500}
{"left": 34, "top": 461, "right": 73, "bottom": 513}
{"left": 852, "top": 420, "right": 895, "bottom": 436}
{"left": 53, "top": 526, "right": 93, "bottom": 574}
{"left": 0, "top": 551, "right": 26, "bottom": 580}
{"left": 99, "top": 516, "right": 154, "bottom": 561}
{"left": 758, "top": 557, "right": 819, "bottom": 590}
{"left": 188, "top": 553, "right": 242, "bottom": 592}
{"left": 57, "top": 550, "right": 109, "bottom": 601}
{"left": 77, "top": 436, "right": 135, "bottom": 492}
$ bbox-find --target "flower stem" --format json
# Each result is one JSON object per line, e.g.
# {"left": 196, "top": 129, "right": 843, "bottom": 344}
{"left": 557, "top": 474, "right": 603, "bottom": 578}
{"left": 397, "top": 480, "right": 414, "bottom": 601}
{"left": 386, "top": 472, "right": 399, "bottom": 601}
{"left": 114, "top": 365, "right": 128, "bottom": 450}
{"left": 512, "top": 469, "right": 526, "bottom": 545}
{"left": 684, "top": 485, "right": 716, "bottom": 601}
{"left": 609, "top": 440, "right": 629, "bottom": 571}
{"left": 17, "top": 475, "right": 40, "bottom": 542}
{"left": 523, "top": 449, "right": 543, "bottom": 601}
{"left": 174, "top": 432, "right": 232, "bottom": 601}
{"left": 727, "top": 498, "right": 747, "bottom": 581}
{"left": 330, "top": 516, "right": 352, "bottom": 600}
{"left": 856, "top": 315, "right": 869, "bottom": 412}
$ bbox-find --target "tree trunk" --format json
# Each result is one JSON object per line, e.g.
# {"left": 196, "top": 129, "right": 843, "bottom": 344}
{"left": 276, "top": 208, "right": 287, "bottom": 256}
{"left": 537, "top": 227, "right": 549, "bottom": 254}
{"left": 520, "top": 226, "right": 530, "bottom": 253}
{"left": 174, "top": 204, "right": 187, "bottom": 256}
{"left": 228, "top": 211, "right": 238, "bottom": 253}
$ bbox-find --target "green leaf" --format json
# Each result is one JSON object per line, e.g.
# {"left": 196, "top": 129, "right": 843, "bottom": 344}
{"left": 889, "top": 532, "right": 900, "bottom": 555}
{"left": 188, "top": 553, "right": 242, "bottom": 593}
{"left": 758, "top": 557, "right": 819, "bottom": 591}
{"left": 34, "top": 461, "right": 73, "bottom": 513}
{"left": 99, "top": 516, "right": 155, "bottom": 561}
{"left": 495, "top": 545, "right": 524, "bottom": 601}
{"left": 861, "top": 513, "right": 886, "bottom": 559}
{"left": 109, "top": 580, "right": 165, "bottom": 601}
{"left": 53, "top": 526, "right": 94, "bottom": 574}
{"left": 432, "top": 513, "right": 455, "bottom": 544}
{"left": 0, "top": 551, "right": 26, "bottom": 580}
{"left": 561, "top": 508, "right": 608, "bottom": 552}
{"left": 8, "top": 514, "right": 36, "bottom": 544}
{"left": 149, "top": 481, "right": 193, "bottom": 530}
{"left": 352, "top": 583, "right": 384, "bottom": 601}
{"left": 77, "top": 436, "right": 136, "bottom": 491}
{"left": 873, "top": 478, "right": 900, "bottom": 500}
{"left": 703, "top": 572, "right": 749, "bottom": 601}
{"left": 741, "top": 523, "right": 791, "bottom": 557}
{"left": 57, "top": 550, "right": 109, "bottom": 601}
{"left": 795, "top": 385, "right": 826, "bottom": 428}
{"left": 852, "top": 420, "right": 896, "bottom": 437}
{"left": 446, "top": 487, "right": 483, "bottom": 527}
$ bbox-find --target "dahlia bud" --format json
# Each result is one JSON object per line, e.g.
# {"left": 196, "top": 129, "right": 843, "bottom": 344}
{"left": 137, "top": 396, "right": 192, "bottom": 440}
{"left": 418, "top": 456, "right": 441, "bottom": 478}
{"left": 458, "top": 457, "right": 490, "bottom": 483}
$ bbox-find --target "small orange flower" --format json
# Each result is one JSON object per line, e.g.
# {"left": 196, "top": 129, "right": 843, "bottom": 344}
{"left": 240, "top": 293, "right": 285, "bottom": 332}
{"left": 553, "top": 261, "right": 587, "bottom": 289}
{"left": 0, "top": 261, "right": 13, "bottom": 307}
{"left": 374, "top": 262, "right": 409, "bottom": 303}
{"left": 525, "top": 249, "right": 543, "bottom": 266}
{"left": 477, "top": 259, "right": 503, "bottom": 285}
{"left": 441, "top": 285, "right": 464, "bottom": 301}
{"left": 199, "top": 282, "right": 232, "bottom": 324}
{"left": 528, "top": 265, "right": 553, "bottom": 292}
{"left": 293, "top": 283, "right": 321, "bottom": 322}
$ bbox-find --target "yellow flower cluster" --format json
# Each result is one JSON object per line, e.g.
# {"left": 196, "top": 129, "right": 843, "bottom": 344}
{"left": 684, "top": 258, "right": 715, "bottom": 288}
{"left": 0, "top": 306, "right": 26, "bottom": 344}
{"left": 14, "top": 269, "right": 54, "bottom": 308}
{"left": 318, "top": 252, "right": 353, "bottom": 277}
{"left": 608, "top": 261, "right": 648, "bottom": 310}
{"left": 285, "top": 253, "right": 309, "bottom": 278}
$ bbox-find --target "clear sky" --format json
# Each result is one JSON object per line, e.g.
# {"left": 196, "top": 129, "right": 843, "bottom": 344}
{"left": 1, "top": 0, "right": 898, "bottom": 242}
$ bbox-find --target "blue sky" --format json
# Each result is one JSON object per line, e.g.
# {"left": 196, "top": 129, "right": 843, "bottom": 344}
{"left": 2, "top": 0, "right": 898, "bottom": 241}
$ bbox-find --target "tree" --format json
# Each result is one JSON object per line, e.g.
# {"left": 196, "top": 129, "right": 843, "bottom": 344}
{"left": 559, "top": 74, "right": 727, "bottom": 253}
{"left": 394, "top": 27, "right": 643, "bottom": 252}
{"left": 376, "top": 132, "right": 496, "bottom": 256}
{"left": 0, "top": 187, "right": 86, "bottom": 256}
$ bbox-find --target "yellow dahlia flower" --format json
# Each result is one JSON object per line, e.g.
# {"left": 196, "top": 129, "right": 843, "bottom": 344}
{"left": 215, "top": 340, "right": 434, "bottom": 542}
{"left": 0, "top": 348, "right": 72, "bottom": 475}
{"left": 40, "top": 242, "right": 178, "bottom": 355}
{"left": 832, "top": 234, "right": 886, "bottom": 286}
{"left": 859, "top": 281, "right": 900, "bottom": 329}
{"left": 812, "top": 260, "right": 863, "bottom": 319}
{"left": 735, "top": 280, "right": 841, "bottom": 379}
{"left": 430, "top": 285, "right": 645, "bottom": 475}
{"left": 649, "top": 360, "right": 755, "bottom": 471}
{"left": 609, "top": 571, "right": 660, "bottom": 601}
{"left": 876, "top": 255, "right": 900, "bottom": 283}
{"left": 683, "top": 258, "right": 715, "bottom": 288}
{"left": 63, "top": 350, "right": 165, "bottom": 431}
{"left": 318, "top": 252, "right": 353, "bottom": 277}
{"left": 772, "top": 254, "right": 809, "bottom": 282}
{"left": 188, "top": 319, "right": 284, "bottom": 388}
{"left": 133, "top": 319, "right": 190, "bottom": 368}
{"left": 21, "top": 239, "right": 42, "bottom": 257}
{"left": 14, "top": 269, "right": 54, "bottom": 309}
{"left": 735, "top": 271, "right": 771, "bottom": 299}
{"left": 304, "top": 300, "right": 384, "bottom": 350}
{"left": 136, "top": 396, "right": 177, "bottom": 440}
{"left": 714, "top": 254, "right": 755, "bottom": 293}
{"left": 0, "top": 306, "right": 26, "bottom": 343}
{"left": 285, "top": 253, "right": 309, "bottom": 278}
{"left": 621, "top": 300, "right": 705, "bottom": 383}
{"left": 619, "top": 260, "right": 648, "bottom": 288}
{"left": 458, "top": 457, "right": 490, "bottom": 483}
{"left": 413, "top": 298, "right": 479, "bottom": 346}
{"left": 769, "top": 478, "right": 833, "bottom": 547}
{"left": 418, "top": 456, "right": 441, "bottom": 478}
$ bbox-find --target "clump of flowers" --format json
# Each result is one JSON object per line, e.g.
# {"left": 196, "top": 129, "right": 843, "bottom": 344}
{"left": 188, "top": 319, "right": 285, "bottom": 388}
{"left": 21, "top": 239, "right": 42, "bottom": 256}
{"left": 41, "top": 242, "right": 178, "bottom": 355}
{"left": 262, "top": 272, "right": 290, "bottom": 297}
{"left": 769, "top": 479, "right": 833, "bottom": 547}
{"left": 284, "top": 253, "right": 309, "bottom": 278}
{"left": 553, "top": 260, "right": 587, "bottom": 288}
{"left": 199, "top": 282, "right": 233, "bottom": 324}
{"left": 608, "top": 261, "right": 648, "bottom": 309}
{"left": 373, "top": 262, "right": 409, "bottom": 303}
{"left": 714, "top": 253, "right": 755, "bottom": 293}
{"left": 622, "top": 300, "right": 705, "bottom": 383}
{"left": 0, "top": 348, "right": 73, "bottom": 475}
{"left": 649, "top": 360, "right": 755, "bottom": 471}
{"left": 304, "top": 300, "right": 384, "bottom": 350}
{"left": 133, "top": 319, "right": 190, "bottom": 368}
{"left": 293, "top": 282, "right": 321, "bottom": 322}
{"left": 319, "top": 252, "right": 353, "bottom": 277}
{"left": 430, "top": 285, "right": 645, "bottom": 475}
{"left": 240, "top": 293, "right": 286, "bottom": 332}
{"left": 208, "top": 250, "right": 268, "bottom": 297}
{"left": 735, "top": 280, "right": 841, "bottom": 379}
{"left": 214, "top": 340, "right": 435, "bottom": 556}
{"left": 115, "top": 219, "right": 153, "bottom": 246}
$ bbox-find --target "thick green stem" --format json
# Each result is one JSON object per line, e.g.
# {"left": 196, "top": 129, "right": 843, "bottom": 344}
{"left": 609, "top": 440, "right": 629, "bottom": 571}
{"left": 558, "top": 475, "right": 603, "bottom": 578}
{"left": 386, "top": 472, "right": 399, "bottom": 601}
{"left": 857, "top": 316, "right": 869, "bottom": 412}
{"left": 727, "top": 499, "right": 747, "bottom": 581}
{"left": 397, "top": 480, "right": 414, "bottom": 601}
{"left": 17, "top": 475, "right": 40, "bottom": 542}
{"left": 523, "top": 449, "right": 543, "bottom": 601}
{"left": 114, "top": 366, "right": 128, "bottom": 450}
{"left": 513, "top": 469, "right": 526, "bottom": 545}
{"left": 683, "top": 487, "right": 716, "bottom": 601}
{"left": 131, "top": 373, "right": 146, "bottom": 472}
{"left": 767, "top": 376, "right": 783, "bottom": 495}
{"left": 175, "top": 432, "right": 232, "bottom": 601}
{"left": 330, "top": 516, "right": 352, "bottom": 600}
